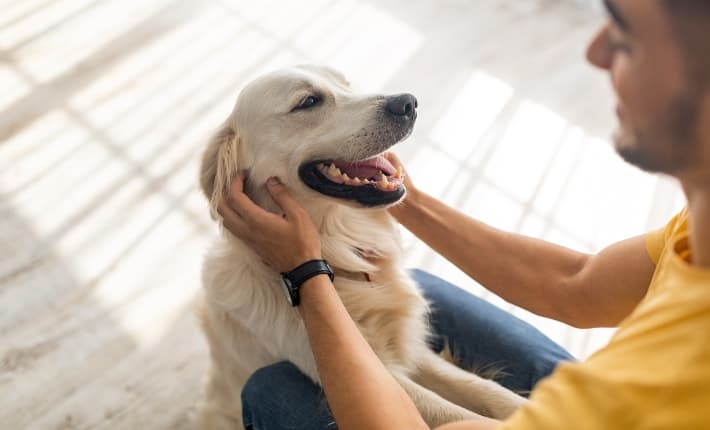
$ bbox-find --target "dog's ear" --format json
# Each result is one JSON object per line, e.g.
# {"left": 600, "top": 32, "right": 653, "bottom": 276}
{"left": 199, "top": 122, "right": 241, "bottom": 214}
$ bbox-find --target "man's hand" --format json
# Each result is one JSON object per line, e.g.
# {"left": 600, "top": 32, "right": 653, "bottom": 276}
{"left": 217, "top": 173, "right": 322, "bottom": 273}
{"left": 383, "top": 151, "right": 419, "bottom": 221}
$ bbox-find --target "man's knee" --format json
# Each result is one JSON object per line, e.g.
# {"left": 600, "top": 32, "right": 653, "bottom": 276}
{"left": 242, "top": 361, "right": 296, "bottom": 406}
{"left": 241, "top": 361, "right": 335, "bottom": 430}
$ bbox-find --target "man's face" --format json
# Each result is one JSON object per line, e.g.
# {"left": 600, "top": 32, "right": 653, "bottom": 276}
{"left": 586, "top": 0, "right": 709, "bottom": 178}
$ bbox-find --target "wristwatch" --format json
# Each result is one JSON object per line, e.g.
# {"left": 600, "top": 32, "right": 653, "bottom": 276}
{"left": 280, "top": 259, "right": 334, "bottom": 306}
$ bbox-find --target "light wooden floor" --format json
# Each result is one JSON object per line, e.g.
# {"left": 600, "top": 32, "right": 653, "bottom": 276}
{"left": 0, "top": 0, "right": 683, "bottom": 429}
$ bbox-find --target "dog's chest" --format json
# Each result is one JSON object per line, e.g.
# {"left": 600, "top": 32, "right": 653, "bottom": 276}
{"left": 203, "top": 240, "right": 429, "bottom": 369}
{"left": 332, "top": 271, "right": 430, "bottom": 359}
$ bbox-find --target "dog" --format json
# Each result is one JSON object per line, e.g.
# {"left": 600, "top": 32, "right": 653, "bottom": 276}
{"left": 197, "top": 65, "right": 526, "bottom": 429}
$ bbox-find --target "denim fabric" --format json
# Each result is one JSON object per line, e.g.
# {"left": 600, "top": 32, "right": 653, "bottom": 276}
{"left": 241, "top": 269, "right": 574, "bottom": 429}
{"left": 241, "top": 362, "right": 336, "bottom": 430}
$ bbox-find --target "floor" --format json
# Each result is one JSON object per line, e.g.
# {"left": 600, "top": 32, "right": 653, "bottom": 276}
{"left": 0, "top": 0, "right": 684, "bottom": 428}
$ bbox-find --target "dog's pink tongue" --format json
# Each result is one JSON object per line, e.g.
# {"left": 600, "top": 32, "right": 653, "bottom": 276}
{"left": 334, "top": 156, "right": 395, "bottom": 179}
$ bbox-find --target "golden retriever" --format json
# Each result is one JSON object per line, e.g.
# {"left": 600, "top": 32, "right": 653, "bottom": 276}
{"left": 197, "top": 65, "right": 525, "bottom": 429}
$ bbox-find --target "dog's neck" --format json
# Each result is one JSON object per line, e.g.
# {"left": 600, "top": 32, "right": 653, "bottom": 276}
{"left": 314, "top": 204, "right": 402, "bottom": 275}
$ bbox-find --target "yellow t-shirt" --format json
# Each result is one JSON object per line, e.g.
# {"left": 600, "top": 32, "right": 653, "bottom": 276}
{"left": 499, "top": 208, "right": 710, "bottom": 429}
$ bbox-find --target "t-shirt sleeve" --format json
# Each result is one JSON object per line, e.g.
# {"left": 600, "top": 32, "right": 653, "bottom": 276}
{"left": 645, "top": 226, "right": 666, "bottom": 265}
{"left": 645, "top": 208, "right": 687, "bottom": 265}
{"left": 496, "top": 361, "right": 637, "bottom": 430}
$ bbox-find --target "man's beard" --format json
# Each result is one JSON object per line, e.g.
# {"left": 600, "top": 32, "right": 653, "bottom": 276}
{"left": 615, "top": 91, "right": 700, "bottom": 175}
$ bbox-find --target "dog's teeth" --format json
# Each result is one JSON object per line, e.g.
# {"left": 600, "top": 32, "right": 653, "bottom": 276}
{"left": 379, "top": 176, "right": 388, "bottom": 188}
{"left": 352, "top": 177, "right": 362, "bottom": 185}
{"left": 342, "top": 172, "right": 350, "bottom": 181}
{"left": 327, "top": 164, "right": 338, "bottom": 176}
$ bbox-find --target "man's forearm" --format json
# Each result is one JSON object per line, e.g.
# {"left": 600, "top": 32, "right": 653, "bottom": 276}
{"left": 435, "top": 420, "right": 501, "bottom": 430}
{"left": 298, "top": 275, "right": 429, "bottom": 430}
{"left": 393, "top": 190, "right": 589, "bottom": 325}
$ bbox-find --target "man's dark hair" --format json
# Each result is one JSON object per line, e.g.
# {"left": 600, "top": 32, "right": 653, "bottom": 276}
{"left": 661, "top": 0, "right": 710, "bottom": 86}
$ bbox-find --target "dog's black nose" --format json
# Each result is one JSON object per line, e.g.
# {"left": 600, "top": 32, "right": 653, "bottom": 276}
{"left": 385, "top": 93, "right": 418, "bottom": 117}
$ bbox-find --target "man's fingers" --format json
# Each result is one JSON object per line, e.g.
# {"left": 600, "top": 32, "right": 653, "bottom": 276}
{"left": 226, "top": 172, "right": 249, "bottom": 207}
{"left": 225, "top": 174, "right": 273, "bottom": 223}
{"left": 217, "top": 199, "right": 249, "bottom": 238}
{"left": 265, "top": 177, "right": 304, "bottom": 218}
{"left": 383, "top": 151, "right": 402, "bottom": 166}
{"left": 383, "top": 151, "right": 410, "bottom": 185}
{"left": 230, "top": 171, "right": 247, "bottom": 193}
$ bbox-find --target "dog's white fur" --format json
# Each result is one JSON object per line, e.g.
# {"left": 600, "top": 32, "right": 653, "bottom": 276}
{"left": 197, "top": 65, "right": 525, "bottom": 429}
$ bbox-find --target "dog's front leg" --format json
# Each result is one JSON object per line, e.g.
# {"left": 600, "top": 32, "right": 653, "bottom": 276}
{"left": 392, "top": 372, "right": 486, "bottom": 428}
{"left": 413, "top": 352, "right": 527, "bottom": 420}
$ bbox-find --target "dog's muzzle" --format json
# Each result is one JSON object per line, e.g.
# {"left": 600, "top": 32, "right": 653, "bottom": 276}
{"left": 299, "top": 93, "right": 417, "bottom": 207}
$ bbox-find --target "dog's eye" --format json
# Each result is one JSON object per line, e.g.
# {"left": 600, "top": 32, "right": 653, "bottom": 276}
{"left": 293, "top": 95, "right": 320, "bottom": 111}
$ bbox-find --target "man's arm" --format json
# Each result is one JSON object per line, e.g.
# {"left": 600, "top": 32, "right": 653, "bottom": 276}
{"left": 435, "top": 421, "right": 501, "bottom": 430}
{"left": 389, "top": 167, "right": 655, "bottom": 328}
{"left": 298, "top": 274, "right": 431, "bottom": 430}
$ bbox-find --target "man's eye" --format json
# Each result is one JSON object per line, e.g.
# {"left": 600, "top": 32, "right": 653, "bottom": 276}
{"left": 607, "top": 27, "right": 631, "bottom": 53}
{"left": 294, "top": 96, "right": 320, "bottom": 110}
{"left": 608, "top": 37, "right": 631, "bottom": 54}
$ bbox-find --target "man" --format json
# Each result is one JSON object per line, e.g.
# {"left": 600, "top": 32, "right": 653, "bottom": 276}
{"left": 217, "top": 0, "right": 710, "bottom": 428}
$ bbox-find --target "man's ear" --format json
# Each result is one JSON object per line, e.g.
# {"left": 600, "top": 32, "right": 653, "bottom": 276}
{"left": 199, "top": 122, "right": 241, "bottom": 213}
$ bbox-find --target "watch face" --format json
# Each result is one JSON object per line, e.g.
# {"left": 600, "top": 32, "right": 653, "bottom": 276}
{"left": 281, "top": 277, "right": 294, "bottom": 306}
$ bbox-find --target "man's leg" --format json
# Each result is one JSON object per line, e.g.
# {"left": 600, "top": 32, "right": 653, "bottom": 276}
{"left": 241, "top": 361, "right": 336, "bottom": 430}
{"left": 241, "top": 269, "right": 575, "bottom": 429}
{"left": 412, "top": 269, "right": 574, "bottom": 395}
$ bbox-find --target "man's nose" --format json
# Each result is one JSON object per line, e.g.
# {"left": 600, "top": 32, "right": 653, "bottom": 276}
{"left": 586, "top": 25, "right": 613, "bottom": 70}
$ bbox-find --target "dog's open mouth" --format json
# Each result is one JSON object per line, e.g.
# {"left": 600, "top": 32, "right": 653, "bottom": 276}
{"left": 299, "top": 155, "right": 405, "bottom": 207}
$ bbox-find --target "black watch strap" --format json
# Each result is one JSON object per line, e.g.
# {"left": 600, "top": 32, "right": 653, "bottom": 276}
{"left": 281, "top": 259, "right": 334, "bottom": 306}
{"left": 284, "top": 259, "right": 334, "bottom": 287}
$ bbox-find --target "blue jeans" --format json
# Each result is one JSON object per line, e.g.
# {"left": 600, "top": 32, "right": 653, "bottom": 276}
{"left": 241, "top": 269, "right": 574, "bottom": 429}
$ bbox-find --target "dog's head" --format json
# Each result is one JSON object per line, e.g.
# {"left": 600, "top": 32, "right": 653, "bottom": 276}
{"left": 199, "top": 65, "right": 417, "bottom": 215}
